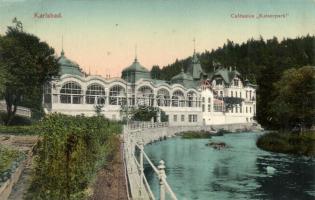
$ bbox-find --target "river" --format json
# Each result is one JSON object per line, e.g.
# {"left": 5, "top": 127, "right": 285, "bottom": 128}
{"left": 144, "top": 132, "right": 315, "bottom": 200}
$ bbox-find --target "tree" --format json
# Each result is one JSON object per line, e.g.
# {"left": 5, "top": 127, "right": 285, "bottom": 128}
{"left": 0, "top": 20, "right": 59, "bottom": 124}
{"left": 151, "top": 65, "right": 162, "bottom": 79}
{"left": 269, "top": 66, "right": 315, "bottom": 131}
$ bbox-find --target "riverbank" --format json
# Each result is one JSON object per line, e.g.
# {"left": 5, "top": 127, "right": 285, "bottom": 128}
{"left": 256, "top": 131, "right": 315, "bottom": 156}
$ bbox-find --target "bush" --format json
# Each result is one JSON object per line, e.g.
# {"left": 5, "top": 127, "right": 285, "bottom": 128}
{"left": 180, "top": 131, "right": 212, "bottom": 139}
{"left": 0, "top": 146, "right": 21, "bottom": 174}
{"left": 26, "top": 114, "right": 122, "bottom": 200}
{"left": 256, "top": 131, "right": 315, "bottom": 156}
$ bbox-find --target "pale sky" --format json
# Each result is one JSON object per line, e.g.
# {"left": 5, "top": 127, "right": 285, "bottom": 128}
{"left": 0, "top": 0, "right": 314, "bottom": 77}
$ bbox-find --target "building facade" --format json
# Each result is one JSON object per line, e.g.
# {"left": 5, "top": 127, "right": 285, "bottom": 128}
{"left": 43, "top": 50, "right": 256, "bottom": 126}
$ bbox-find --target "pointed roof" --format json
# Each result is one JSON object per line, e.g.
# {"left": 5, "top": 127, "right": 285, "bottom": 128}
{"left": 58, "top": 50, "right": 84, "bottom": 76}
{"left": 213, "top": 67, "right": 241, "bottom": 84}
{"left": 187, "top": 52, "right": 205, "bottom": 80}
{"left": 171, "top": 68, "right": 194, "bottom": 81}
{"left": 122, "top": 58, "right": 150, "bottom": 73}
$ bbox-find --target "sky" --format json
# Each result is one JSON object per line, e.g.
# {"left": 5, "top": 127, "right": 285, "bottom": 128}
{"left": 0, "top": 0, "right": 314, "bottom": 77}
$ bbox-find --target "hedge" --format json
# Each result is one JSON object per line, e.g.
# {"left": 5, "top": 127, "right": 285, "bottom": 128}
{"left": 26, "top": 113, "right": 122, "bottom": 200}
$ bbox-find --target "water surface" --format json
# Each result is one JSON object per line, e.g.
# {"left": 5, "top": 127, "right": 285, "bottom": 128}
{"left": 144, "top": 132, "right": 315, "bottom": 200}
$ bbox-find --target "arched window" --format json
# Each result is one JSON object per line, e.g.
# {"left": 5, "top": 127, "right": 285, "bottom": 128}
{"left": 86, "top": 84, "right": 106, "bottom": 104}
{"left": 157, "top": 88, "right": 170, "bottom": 107}
{"left": 172, "top": 90, "right": 184, "bottom": 107}
{"left": 60, "top": 81, "right": 82, "bottom": 104}
{"left": 187, "top": 91, "right": 197, "bottom": 107}
{"left": 137, "top": 86, "right": 154, "bottom": 106}
{"left": 109, "top": 85, "right": 126, "bottom": 105}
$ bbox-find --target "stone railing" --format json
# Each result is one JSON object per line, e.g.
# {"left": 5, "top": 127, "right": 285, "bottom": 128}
{"left": 123, "top": 122, "right": 256, "bottom": 199}
{"left": 123, "top": 124, "right": 177, "bottom": 200}
{"left": 126, "top": 121, "right": 169, "bottom": 130}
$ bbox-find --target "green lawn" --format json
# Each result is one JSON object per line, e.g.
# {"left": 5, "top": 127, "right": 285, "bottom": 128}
{"left": 256, "top": 131, "right": 315, "bottom": 156}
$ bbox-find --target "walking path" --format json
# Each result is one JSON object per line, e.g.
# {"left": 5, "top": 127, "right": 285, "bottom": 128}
{"left": 89, "top": 141, "right": 129, "bottom": 200}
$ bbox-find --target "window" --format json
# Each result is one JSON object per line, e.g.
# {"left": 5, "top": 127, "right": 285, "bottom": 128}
{"left": 236, "top": 106, "right": 238, "bottom": 113}
{"left": 216, "top": 79, "right": 223, "bottom": 86}
{"left": 188, "top": 115, "right": 197, "bottom": 122}
{"left": 235, "top": 91, "right": 238, "bottom": 98}
{"left": 246, "top": 107, "right": 248, "bottom": 113}
{"left": 208, "top": 104, "right": 211, "bottom": 112}
{"left": 193, "top": 115, "right": 198, "bottom": 122}
{"left": 240, "top": 106, "right": 242, "bottom": 113}
{"left": 60, "top": 81, "right": 82, "bottom": 104}
{"left": 214, "top": 101, "right": 223, "bottom": 112}
{"left": 249, "top": 91, "right": 252, "bottom": 100}
{"left": 181, "top": 115, "right": 185, "bottom": 122}
{"left": 208, "top": 98, "right": 211, "bottom": 103}
{"left": 172, "top": 90, "right": 184, "bottom": 107}
{"left": 86, "top": 84, "right": 105, "bottom": 104}
{"left": 173, "top": 115, "right": 177, "bottom": 122}
{"left": 202, "top": 97, "right": 205, "bottom": 103}
{"left": 231, "top": 91, "right": 233, "bottom": 97}
{"left": 137, "top": 86, "right": 154, "bottom": 106}
{"left": 234, "top": 79, "right": 239, "bottom": 86}
{"left": 43, "top": 84, "right": 51, "bottom": 104}
{"left": 220, "top": 91, "right": 223, "bottom": 97}
{"left": 246, "top": 91, "right": 248, "bottom": 98}
{"left": 250, "top": 107, "right": 252, "bottom": 113}
{"left": 202, "top": 104, "right": 205, "bottom": 112}
{"left": 240, "top": 92, "right": 242, "bottom": 98}
{"left": 188, "top": 91, "right": 197, "bottom": 107}
{"left": 157, "top": 89, "right": 170, "bottom": 106}
{"left": 109, "top": 85, "right": 126, "bottom": 105}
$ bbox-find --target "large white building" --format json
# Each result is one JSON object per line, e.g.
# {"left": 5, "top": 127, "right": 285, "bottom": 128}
{"left": 43, "top": 49, "right": 256, "bottom": 126}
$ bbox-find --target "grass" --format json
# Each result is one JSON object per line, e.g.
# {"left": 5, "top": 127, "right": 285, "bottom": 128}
{"left": 0, "top": 145, "right": 20, "bottom": 174}
{"left": 181, "top": 131, "right": 212, "bottom": 139}
{"left": 0, "top": 125, "right": 35, "bottom": 135}
{"left": 256, "top": 131, "right": 315, "bottom": 156}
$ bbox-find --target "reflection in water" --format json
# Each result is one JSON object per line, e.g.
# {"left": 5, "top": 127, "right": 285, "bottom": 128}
{"left": 144, "top": 132, "right": 315, "bottom": 200}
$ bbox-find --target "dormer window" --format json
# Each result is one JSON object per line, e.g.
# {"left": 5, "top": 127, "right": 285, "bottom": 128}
{"left": 216, "top": 79, "right": 223, "bottom": 86}
{"left": 234, "top": 79, "right": 239, "bottom": 86}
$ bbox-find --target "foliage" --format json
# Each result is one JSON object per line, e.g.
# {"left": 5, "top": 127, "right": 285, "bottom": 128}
{"left": 0, "top": 20, "right": 59, "bottom": 125}
{"left": 268, "top": 66, "right": 315, "bottom": 130}
{"left": 0, "top": 145, "right": 20, "bottom": 174}
{"left": 152, "top": 35, "right": 315, "bottom": 129}
{"left": 151, "top": 65, "right": 162, "bottom": 79}
{"left": 26, "top": 114, "right": 122, "bottom": 200}
{"left": 0, "top": 124, "right": 35, "bottom": 135}
{"left": 180, "top": 131, "right": 212, "bottom": 139}
{"left": 257, "top": 131, "right": 315, "bottom": 156}
{"left": 121, "top": 105, "right": 167, "bottom": 122}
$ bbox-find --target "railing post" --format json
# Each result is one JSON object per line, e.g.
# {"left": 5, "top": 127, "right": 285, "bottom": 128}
{"left": 139, "top": 141, "right": 144, "bottom": 195}
{"left": 158, "top": 160, "right": 166, "bottom": 200}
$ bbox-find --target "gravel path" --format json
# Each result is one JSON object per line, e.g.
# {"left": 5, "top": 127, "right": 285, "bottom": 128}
{"left": 89, "top": 142, "right": 129, "bottom": 200}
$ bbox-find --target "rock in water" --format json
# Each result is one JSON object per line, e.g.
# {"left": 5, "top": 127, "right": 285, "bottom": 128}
{"left": 266, "top": 166, "right": 276, "bottom": 174}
